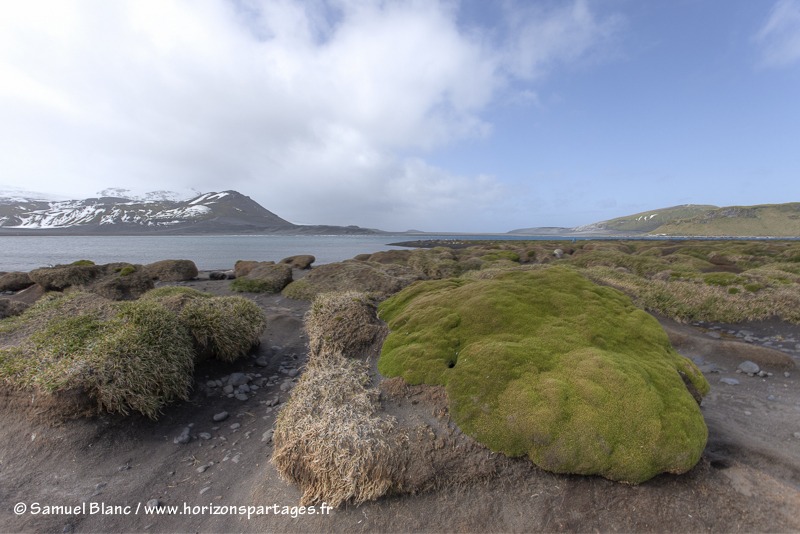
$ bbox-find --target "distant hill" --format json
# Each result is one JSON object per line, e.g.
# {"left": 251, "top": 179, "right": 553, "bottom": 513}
{"left": 0, "top": 190, "right": 382, "bottom": 236}
{"left": 649, "top": 203, "right": 800, "bottom": 237}
{"left": 509, "top": 202, "right": 800, "bottom": 237}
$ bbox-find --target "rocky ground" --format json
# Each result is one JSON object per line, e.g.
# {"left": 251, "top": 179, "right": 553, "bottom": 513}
{"left": 1, "top": 272, "right": 800, "bottom": 533}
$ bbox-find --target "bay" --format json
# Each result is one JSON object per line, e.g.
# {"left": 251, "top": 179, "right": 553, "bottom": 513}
{"left": 0, "top": 234, "right": 557, "bottom": 272}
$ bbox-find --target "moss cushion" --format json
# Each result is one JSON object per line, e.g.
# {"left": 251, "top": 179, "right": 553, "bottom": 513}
{"left": 377, "top": 267, "right": 709, "bottom": 483}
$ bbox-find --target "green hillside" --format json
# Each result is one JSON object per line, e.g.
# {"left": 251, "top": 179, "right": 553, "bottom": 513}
{"left": 600, "top": 205, "right": 718, "bottom": 233}
{"left": 650, "top": 203, "right": 800, "bottom": 237}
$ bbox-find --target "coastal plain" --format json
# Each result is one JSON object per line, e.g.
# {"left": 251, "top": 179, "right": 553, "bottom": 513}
{"left": 1, "top": 239, "right": 800, "bottom": 533}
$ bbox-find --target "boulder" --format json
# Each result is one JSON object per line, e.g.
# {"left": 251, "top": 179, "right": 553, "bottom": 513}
{"left": 0, "top": 298, "right": 30, "bottom": 319}
{"left": 28, "top": 262, "right": 154, "bottom": 300}
{"left": 377, "top": 267, "right": 709, "bottom": 484}
{"left": 282, "top": 261, "right": 426, "bottom": 300}
{"left": 234, "top": 260, "right": 269, "bottom": 279}
{"left": 279, "top": 255, "right": 315, "bottom": 269}
{"left": 29, "top": 263, "right": 103, "bottom": 291}
{"left": 144, "top": 260, "right": 198, "bottom": 281}
{"left": 0, "top": 272, "right": 35, "bottom": 292}
{"left": 230, "top": 262, "right": 293, "bottom": 293}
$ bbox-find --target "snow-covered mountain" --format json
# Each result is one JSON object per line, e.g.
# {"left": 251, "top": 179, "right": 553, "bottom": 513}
{"left": 0, "top": 189, "right": 381, "bottom": 235}
{"left": 0, "top": 190, "right": 292, "bottom": 232}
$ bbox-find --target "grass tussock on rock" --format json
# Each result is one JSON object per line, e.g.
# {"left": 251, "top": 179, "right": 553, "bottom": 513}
{"left": 305, "top": 292, "right": 382, "bottom": 356}
{"left": 0, "top": 288, "right": 267, "bottom": 419}
{"left": 378, "top": 267, "right": 709, "bottom": 484}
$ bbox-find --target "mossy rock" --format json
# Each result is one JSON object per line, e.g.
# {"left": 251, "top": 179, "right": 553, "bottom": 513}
{"left": 377, "top": 267, "right": 709, "bottom": 484}
{"left": 408, "top": 247, "right": 464, "bottom": 279}
{"left": 282, "top": 261, "right": 425, "bottom": 300}
{"left": 144, "top": 259, "right": 198, "bottom": 282}
{"left": 230, "top": 262, "right": 293, "bottom": 293}
{"left": 0, "top": 272, "right": 34, "bottom": 292}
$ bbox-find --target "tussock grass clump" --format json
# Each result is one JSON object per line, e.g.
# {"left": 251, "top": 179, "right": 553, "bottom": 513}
{"left": 141, "top": 287, "right": 267, "bottom": 361}
{"left": 1, "top": 288, "right": 268, "bottom": 419}
{"left": 0, "top": 293, "right": 193, "bottom": 419}
{"left": 305, "top": 292, "right": 380, "bottom": 357}
{"left": 273, "top": 351, "right": 395, "bottom": 507}
{"left": 179, "top": 297, "right": 267, "bottom": 361}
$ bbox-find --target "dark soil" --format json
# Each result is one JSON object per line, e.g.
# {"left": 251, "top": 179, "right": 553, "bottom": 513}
{"left": 2, "top": 272, "right": 800, "bottom": 533}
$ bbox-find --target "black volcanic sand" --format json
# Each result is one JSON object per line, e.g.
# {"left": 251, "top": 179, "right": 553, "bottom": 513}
{"left": 2, "top": 272, "right": 800, "bottom": 533}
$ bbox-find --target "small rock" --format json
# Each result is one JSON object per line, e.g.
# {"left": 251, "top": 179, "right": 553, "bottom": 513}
{"left": 197, "top": 465, "right": 209, "bottom": 473}
{"left": 280, "top": 381, "right": 294, "bottom": 392}
{"left": 173, "top": 427, "right": 191, "bottom": 444}
{"left": 215, "top": 380, "right": 223, "bottom": 387}
{"left": 235, "top": 393, "right": 249, "bottom": 401}
{"left": 744, "top": 411, "right": 752, "bottom": 416}
{"left": 213, "top": 411, "right": 229, "bottom": 422}
{"left": 255, "top": 356, "right": 269, "bottom": 367}
{"left": 199, "top": 432, "right": 212, "bottom": 440}
{"left": 767, "top": 395, "right": 775, "bottom": 401}
{"left": 206, "top": 380, "right": 217, "bottom": 388}
{"left": 271, "top": 345, "right": 283, "bottom": 352}
{"left": 739, "top": 330, "right": 754, "bottom": 336}
{"left": 795, "top": 344, "right": 800, "bottom": 350}
{"left": 238, "top": 384, "right": 251, "bottom": 393}
{"left": 200, "top": 487, "right": 212, "bottom": 495}
{"left": 720, "top": 378, "right": 740, "bottom": 386}
{"left": 250, "top": 385, "right": 259, "bottom": 391}
{"left": 757, "top": 371, "right": 768, "bottom": 377}
{"left": 705, "top": 331, "right": 721, "bottom": 339}
{"left": 95, "top": 483, "right": 105, "bottom": 490}
{"left": 744, "top": 336, "right": 754, "bottom": 343}
{"left": 738, "top": 361, "right": 760, "bottom": 374}
{"left": 222, "top": 384, "right": 234, "bottom": 394}
{"left": 230, "top": 423, "right": 241, "bottom": 430}
{"left": 229, "top": 373, "right": 251, "bottom": 386}
{"left": 288, "top": 369, "right": 300, "bottom": 378}
{"left": 785, "top": 372, "right": 792, "bottom": 378}
{"left": 119, "top": 465, "right": 131, "bottom": 471}
{"left": 231, "top": 454, "right": 241, "bottom": 464}
{"left": 147, "top": 499, "right": 160, "bottom": 509}
{"left": 262, "top": 430, "right": 274, "bottom": 443}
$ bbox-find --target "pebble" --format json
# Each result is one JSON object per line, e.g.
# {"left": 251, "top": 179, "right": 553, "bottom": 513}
{"left": 206, "top": 380, "right": 217, "bottom": 388}
{"left": 266, "top": 397, "right": 280, "bottom": 407}
{"left": 271, "top": 345, "right": 283, "bottom": 352}
{"left": 720, "top": 378, "right": 740, "bottom": 386}
{"left": 173, "top": 427, "right": 191, "bottom": 444}
{"left": 280, "top": 382, "right": 294, "bottom": 392}
{"left": 95, "top": 483, "right": 105, "bottom": 490}
{"left": 213, "top": 411, "right": 229, "bottom": 422}
{"left": 744, "top": 411, "right": 752, "bottom": 416}
{"left": 232, "top": 454, "right": 241, "bottom": 464}
{"left": 199, "top": 432, "right": 212, "bottom": 440}
{"left": 288, "top": 369, "right": 300, "bottom": 378}
{"left": 197, "top": 465, "right": 209, "bottom": 473}
{"left": 147, "top": 499, "right": 160, "bottom": 509}
{"left": 262, "top": 430, "right": 274, "bottom": 443}
{"left": 222, "top": 385, "right": 234, "bottom": 394}
{"left": 796, "top": 344, "right": 800, "bottom": 350}
{"left": 200, "top": 487, "right": 212, "bottom": 495}
{"left": 786, "top": 372, "right": 792, "bottom": 378}
{"left": 229, "top": 373, "right": 251, "bottom": 386}
{"left": 737, "top": 361, "right": 760, "bottom": 375}
{"left": 235, "top": 393, "right": 249, "bottom": 401}
{"left": 767, "top": 395, "right": 775, "bottom": 401}
{"left": 230, "top": 423, "right": 241, "bottom": 430}
{"left": 705, "top": 331, "right": 721, "bottom": 339}
{"left": 255, "top": 356, "right": 269, "bottom": 367}
{"left": 238, "top": 384, "right": 250, "bottom": 393}
{"left": 744, "top": 336, "right": 754, "bottom": 343}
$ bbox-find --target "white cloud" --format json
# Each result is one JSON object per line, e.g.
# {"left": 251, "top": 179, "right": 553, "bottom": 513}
{"left": 755, "top": 0, "right": 800, "bottom": 66}
{"left": 0, "top": 0, "right": 619, "bottom": 231}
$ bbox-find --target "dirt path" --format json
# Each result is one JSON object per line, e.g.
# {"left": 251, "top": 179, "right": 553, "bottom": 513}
{"left": 2, "top": 275, "right": 800, "bottom": 533}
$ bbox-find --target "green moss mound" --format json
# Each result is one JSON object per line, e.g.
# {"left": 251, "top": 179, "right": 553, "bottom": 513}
{"left": 377, "top": 267, "right": 709, "bottom": 483}
{"left": 229, "top": 277, "right": 280, "bottom": 293}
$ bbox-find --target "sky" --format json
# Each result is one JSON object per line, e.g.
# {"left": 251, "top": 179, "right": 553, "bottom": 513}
{"left": 1, "top": 0, "right": 799, "bottom": 233}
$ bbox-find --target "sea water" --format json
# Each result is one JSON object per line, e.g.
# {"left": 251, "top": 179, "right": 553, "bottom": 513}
{"left": 0, "top": 234, "right": 557, "bottom": 272}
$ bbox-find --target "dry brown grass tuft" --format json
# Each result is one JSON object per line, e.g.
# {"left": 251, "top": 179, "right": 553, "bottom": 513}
{"left": 304, "top": 292, "right": 381, "bottom": 357}
{"left": 272, "top": 351, "right": 396, "bottom": 507}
